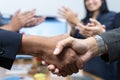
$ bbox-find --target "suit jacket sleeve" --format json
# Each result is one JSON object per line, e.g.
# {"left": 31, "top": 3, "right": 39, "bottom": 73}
{"left": 0, "top": 29, "right": 22, "bottom": 69}
{"left": 100, "top": 27, "right": 120, "bottom": 62}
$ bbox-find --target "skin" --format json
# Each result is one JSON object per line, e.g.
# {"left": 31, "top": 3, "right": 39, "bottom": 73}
{"left": 0, "top": 9, "right": 81, "bottom": 77}
{"left": 43, "top": 17, "right": 106, "bottom": 76}
{"left": 0, "top": 9, "right": 45, "bottom": 32}
{"left": 46, "top": 36, "right": 100, "bottom": 76}
{"left": 19, "top": 34, "right": 81, "bottom": 77}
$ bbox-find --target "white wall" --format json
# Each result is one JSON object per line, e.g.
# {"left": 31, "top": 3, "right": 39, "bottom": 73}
{"left": 0, "top": 0, "right": 84, "bottom": 18}
{"left": 0, "top": 0, "right": 119, "bottom": 18}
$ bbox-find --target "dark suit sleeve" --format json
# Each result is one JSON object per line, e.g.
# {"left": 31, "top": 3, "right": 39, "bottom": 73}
{"left": 100, "top": 28, "right": 120, "bottom": 62}
{"left": 0, "top": 29, "right": 22, "bottom": 69}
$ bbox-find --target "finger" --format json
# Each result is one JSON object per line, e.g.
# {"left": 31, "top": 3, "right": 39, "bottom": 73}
{"left": 14, "top": 10, "right": 21, "bottom": 16}
{"left": 89, "top": 18, "right": 100, "bottom": 25}
{"left": 62, "top": 6, "right": 69, "bottom": 11}
{"left": 47, "top": 65, "right": 56, "bottom": 71}
{"left": 84, "top": 26, "right": 95, "bottom": 32}
{"left": 58, "top": 8, "right": 66, "bottom": 14}
{"left": 35, "top": 18, "right": 45, "bottom": 25}
{"left": 41, "top": 61, "right": 47, "bottom": 65}
{"left": 87, "top": 23, "right": 95, "bottom": 27}
{"left": 24, "top": 12, "right": 35, "bottom": 20}
{"left": 54, "top": 68, "right": 60, "bottom": 74}
{"left": 22, "top": 10, "right": 36, "bottom": 20}
{"left": 70, "top": 62, "right": 79, "bottom": 74}
{"left": 58, "top": 15, "right": 66, "bottom": 19}
{"left": 53, "top": 37, "right": 74, "bottom": 55}
{"left": 22, "top": 9, "right": 36, "bottom": 15}
{"left": 76, "top": 58, "right": 84, "bottom": 69}
{"left": 58, "top": 11, "right": 66, "bottom": 18}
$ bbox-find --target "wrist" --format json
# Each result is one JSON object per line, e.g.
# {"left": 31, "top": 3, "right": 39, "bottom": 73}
{"left": 8, "top": 22, "right": 21, "bottom": 32}
{"left": 93, "top": 35, "right": 107, "bottom": 56}
{"left": 85, "top": 37, "right": 99, "bottom": 57}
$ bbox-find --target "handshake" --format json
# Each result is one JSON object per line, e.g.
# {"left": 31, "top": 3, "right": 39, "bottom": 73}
{"left": 21, "top": 34, "right": 99, "bottom": 77}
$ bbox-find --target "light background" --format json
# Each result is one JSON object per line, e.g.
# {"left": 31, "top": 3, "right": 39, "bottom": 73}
{"left": 0, "top": 0, "right": 119, "bottom": 19}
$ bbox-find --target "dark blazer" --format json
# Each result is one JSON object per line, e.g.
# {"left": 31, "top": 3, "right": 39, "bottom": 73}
{"left": 0, "top": 29, "right": 22, "bottom": 69}
{"left": 101, "top": 13, "right": 120, "bottom": 62}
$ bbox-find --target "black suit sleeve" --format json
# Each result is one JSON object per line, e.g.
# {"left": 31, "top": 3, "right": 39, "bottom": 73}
{"left": 0, "top": 29, "right": 22, "bottom": 69}
{"left": 101, "top": 28, "right": 120, "bottom": 62}
{"left": 100, "top": 13, "right": 120, "bottom": 62}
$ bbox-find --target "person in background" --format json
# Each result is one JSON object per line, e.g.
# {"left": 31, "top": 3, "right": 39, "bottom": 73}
{"left": 58, "top": 0, "right": 117, "bottom": 79}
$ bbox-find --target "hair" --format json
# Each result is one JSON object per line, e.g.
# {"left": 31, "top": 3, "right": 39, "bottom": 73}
{"left": 84, "top": 0, "right": 109, "bottom": 19}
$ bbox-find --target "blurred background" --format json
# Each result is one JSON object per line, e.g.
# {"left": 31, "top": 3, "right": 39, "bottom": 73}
{"left": 0, "top": 0, "right": 119, "bottom": 80}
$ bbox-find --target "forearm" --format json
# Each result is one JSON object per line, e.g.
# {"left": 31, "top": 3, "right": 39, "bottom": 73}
{"left": 18, "top": 34, "right": 69, "bottom": 57}
{"left": 81, "top": 37, "right": 99, "bottom": 62}
{"left": 0, "top": 23, "right": 19, "bottom": 32}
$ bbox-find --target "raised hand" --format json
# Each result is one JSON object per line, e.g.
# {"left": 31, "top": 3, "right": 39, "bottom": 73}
{"left": 25, "top": 16, "right": 46, "bottom": 27}
{"left": 58, "top": 7, "right": 80, "bottom": 26}
{"left": 8, "top": 9, "right": 36, "bottom": 31}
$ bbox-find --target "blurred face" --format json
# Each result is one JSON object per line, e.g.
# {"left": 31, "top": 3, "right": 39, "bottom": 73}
{"left": 85, "top": 0, "right": 103, "bottom": 12}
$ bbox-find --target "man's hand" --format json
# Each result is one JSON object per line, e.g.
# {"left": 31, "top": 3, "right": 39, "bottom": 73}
{"left": 41, "top": 34, "right": 82, "bottom": 77}
{"left": 43, "top": 37, "right": 99, "bottom": 76}
{"left": 25, "top": 16, "right": 45, "bottom": 27}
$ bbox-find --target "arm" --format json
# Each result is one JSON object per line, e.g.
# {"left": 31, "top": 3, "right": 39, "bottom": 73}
{"left": 58, "top": 7, "right": 84, "bottom": 37}
{"left": 20, "top": 34, "right": 80, "bottom": 76}
{"left": 47, "top": 28, "right": 120, "bottom": 76}
{"left": 0, "top": 29, "right": 80, "bottom": 76}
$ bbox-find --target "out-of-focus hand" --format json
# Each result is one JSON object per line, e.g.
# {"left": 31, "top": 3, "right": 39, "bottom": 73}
{"left": 8, "top": 9, "right": 36, "bottom": 31}
{"left": 58, "top": 7, "right": 80, "bottom": 26}
{"left": 80, "top": 18, "right": 106, "bottom": 37}
{"left": 25, "top": 16, "right": 46, "bottom": 27}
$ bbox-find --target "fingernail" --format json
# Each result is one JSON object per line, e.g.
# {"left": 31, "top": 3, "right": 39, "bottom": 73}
{"left": 53, "top": 48, "right": 60, "bottom": 55}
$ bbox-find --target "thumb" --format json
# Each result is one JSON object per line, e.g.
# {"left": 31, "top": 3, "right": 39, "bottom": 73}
{"left": 53, "top": 37, "right": 74, "bottom": 55}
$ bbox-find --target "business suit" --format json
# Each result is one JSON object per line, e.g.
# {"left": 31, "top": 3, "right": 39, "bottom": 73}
{"left": 101, "top": 13, "right": 120, "bottom": 62}
{"left": 100, "top": 13, "right": 120, "bottom": 80}
{"left": 0, "top": 29, "right": 22, "bottom": 69}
